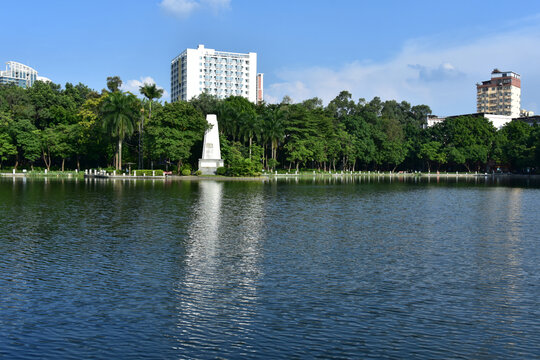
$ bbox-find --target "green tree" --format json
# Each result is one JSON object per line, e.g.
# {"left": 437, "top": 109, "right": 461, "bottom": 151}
{"left": 0, "top": 112, "right": 16, "bottom": 168}
{"left": 190, "top": 93, "right": 221, "bottom": 116}
{"left": 9, "top": 119, "right": 41, "bottom": 170}
{"left": 146, "top": 101, "right": 208, "bottom": 173}
{"left": 498, "top": 120, "right": 534, "bottom": 171}
{"left": 418, "top": 141, "right": 446, "bottom": 171}
{"left": 27, "top": 81, "right": 62, "bottom": 129}
{"left": 101, "top": 92, "right": 139, "bottom": 170}
{"left": 238, "top": 111, "right": 261, "bottom": 159}
{"left": 220, "top": 96, "right": 256, "bottom": 141}
{"left": 262, "top": 106, "right": 286, "bottom": 169}
{"left": 377, "top": 117, "right": 407, "bottom": 171}
{"left": 328, "top": 91, "right": 356, "bottom": 122}
{"left": 40, "top": 127, "right": 57, "bottom": 171}
{"left": 75, "top": 95, "right": 108, "bottom": 169}
{"left": 52, "top": 123, "right": 78, "bottom": 171}
{"left": 106, "top": 76, "right": 122, "bottom": 93}
{"left": 139, "top": 83, "right": 164, "bottom": 169}
{"left": 530, "top": 125, "right": 540, "bottom": 170}
{"left": 441, "top": 115, "right": 496, "bottom": 171}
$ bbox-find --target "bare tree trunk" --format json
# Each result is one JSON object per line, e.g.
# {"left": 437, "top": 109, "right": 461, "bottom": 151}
{"left": 62, "top": 158, "right": 65, "bottom": 172}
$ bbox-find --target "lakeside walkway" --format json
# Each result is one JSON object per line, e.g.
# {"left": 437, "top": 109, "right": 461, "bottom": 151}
{"left": 3, "top": 170, "right": 539, "bottom": 181}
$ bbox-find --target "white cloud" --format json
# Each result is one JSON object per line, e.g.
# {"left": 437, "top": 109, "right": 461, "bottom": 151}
{"left": 160, "top": 0, "right": 230, "bottom": 18}
{"left": 121, "top": 76, "right": 169, "bottom": 100}
{"left": 266, "top": 23, "right": 540, "bottom": 116}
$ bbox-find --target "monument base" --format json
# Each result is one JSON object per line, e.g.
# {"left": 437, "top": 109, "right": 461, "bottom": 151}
{"left": 198, "top": 159, "right": 224, "bottom": 175}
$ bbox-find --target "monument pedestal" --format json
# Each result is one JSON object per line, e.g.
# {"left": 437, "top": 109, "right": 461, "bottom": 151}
{"left": 198, "top": 114, "right": 224, "bottom": 175}
{"left": 198, "top": 159, "right": 224, "bottom": 175}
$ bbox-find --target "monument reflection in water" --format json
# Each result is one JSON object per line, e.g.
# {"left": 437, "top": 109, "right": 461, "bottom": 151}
{"left": 175, "top": 181, "right": 265, "bottom": 352}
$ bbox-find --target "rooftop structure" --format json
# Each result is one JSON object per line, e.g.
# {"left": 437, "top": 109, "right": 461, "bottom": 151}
{"left": 256, "top": 73, "right": 263, "bottom": 104}
{"left": 171, "top": 44, "right": 258, "bottom": 103}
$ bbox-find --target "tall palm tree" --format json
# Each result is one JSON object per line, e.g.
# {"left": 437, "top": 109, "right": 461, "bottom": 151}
{"left": 265, "top": 107, "right": 286, "bottom": 166}
{"left": 238, "top": 112, "right": 261, "bottom": 159}
{"left": 139, "top": 84, "right": 163, "bottom": 168}
{"left": 101, "top": 92, "right": 139, "bottom": 170}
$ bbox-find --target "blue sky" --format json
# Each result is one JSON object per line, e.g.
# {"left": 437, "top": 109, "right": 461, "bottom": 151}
{"left": 3, "top": 0, "right": 540, "bottom": 115}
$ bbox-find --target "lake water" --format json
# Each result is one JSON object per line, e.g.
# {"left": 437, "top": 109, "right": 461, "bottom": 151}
{"left": 1, "top": 176, "right": 539, "bottom": 359}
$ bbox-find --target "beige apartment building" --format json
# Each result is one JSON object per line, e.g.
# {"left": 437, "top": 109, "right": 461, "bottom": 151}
{"left": 476, "top": 69, "right": 521, "bottom": 118}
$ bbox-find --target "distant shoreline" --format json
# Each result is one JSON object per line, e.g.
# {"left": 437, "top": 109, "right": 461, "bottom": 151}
{"left": 2, "top": 172, "right": 539, "bottom": 180}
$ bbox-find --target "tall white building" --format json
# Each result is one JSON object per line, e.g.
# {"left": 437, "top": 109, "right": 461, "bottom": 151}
{"left": 171, "top": 44, "right": 258, "bottom": 103}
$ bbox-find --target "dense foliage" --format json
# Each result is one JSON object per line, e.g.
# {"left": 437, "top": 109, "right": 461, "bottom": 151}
{"left": 0, "top": 81, "right": 538, "bottom": 174}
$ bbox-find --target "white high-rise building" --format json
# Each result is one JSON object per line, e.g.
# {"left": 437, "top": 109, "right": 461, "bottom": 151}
{"left": 171, "top": 44, "right": 257, "bottom": 103}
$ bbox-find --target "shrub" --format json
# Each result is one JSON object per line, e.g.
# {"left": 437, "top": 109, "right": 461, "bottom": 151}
{"left": 267, "top": 158, "right": 279, "bottom": 169}
{"left": 181, "top": 169, "right": 191, "bottom": 176}
{"left": 216, "top": 167, "right": 227, "bottom": 176}
{"left": 228, "top": 158, "right": 263, "bottom": 177}
{"left": 195, "top": 170, "right": 202, "bottom": 176}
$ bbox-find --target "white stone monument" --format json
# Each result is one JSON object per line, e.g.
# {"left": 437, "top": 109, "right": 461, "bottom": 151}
{"left": 198, "top": 114, "right": 224, "bottom": 175}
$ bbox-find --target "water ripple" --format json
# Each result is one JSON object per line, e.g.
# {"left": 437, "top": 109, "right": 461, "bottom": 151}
{"left": 0, "top": 178, "right": 539, "bottom": 358}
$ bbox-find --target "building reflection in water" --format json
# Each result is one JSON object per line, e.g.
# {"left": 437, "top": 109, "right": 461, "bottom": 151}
{"left": 175, "top": 181, "right": 264, "bottom": 350}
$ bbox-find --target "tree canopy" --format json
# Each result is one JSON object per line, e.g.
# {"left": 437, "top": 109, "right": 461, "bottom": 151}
{"left": 0, "top": 79, "right": 538, "bottom": 174}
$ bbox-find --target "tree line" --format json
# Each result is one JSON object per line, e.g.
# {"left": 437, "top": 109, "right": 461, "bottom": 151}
{"left": 0, "top": 79, "right": 539, "bottom": 174}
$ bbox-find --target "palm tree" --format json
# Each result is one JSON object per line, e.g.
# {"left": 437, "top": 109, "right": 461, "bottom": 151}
{"left": 139, "top": 83, "right": 164, "bottom": 121}
{"left": 264, "top": 107, "right": 286, "bottom": 167}
{"left": 139, "top": 84, "right": 164, "bottom": 169}
{"left": 101, "top": 92, "right": 139, "bottom": 170}
{"left": 238, "top": 112, "right": 261, "bottom": 159}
